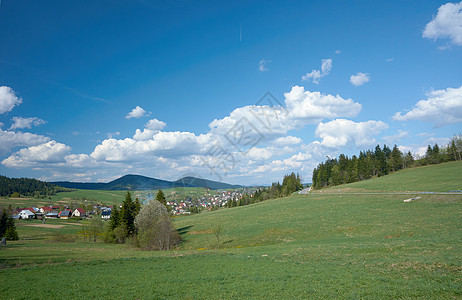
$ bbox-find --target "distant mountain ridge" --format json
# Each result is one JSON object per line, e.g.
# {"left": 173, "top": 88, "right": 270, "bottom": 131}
{"left": 51, "top": 174, "right": 244, "bottom": 190}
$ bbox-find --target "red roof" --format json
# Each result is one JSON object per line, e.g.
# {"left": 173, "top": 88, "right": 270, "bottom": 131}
{"left": 41, "top": 206, "right": 53, "bottom": 212}
{"left": 52, "top": 205, "right": 60, "bottom": 209}
{"left": 75, "top": 208, "right": 85, "bottom": 213}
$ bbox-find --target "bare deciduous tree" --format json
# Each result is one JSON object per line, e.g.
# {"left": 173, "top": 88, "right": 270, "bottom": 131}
{"left": 135, "top": 200, "right": 179, "bottom": 251}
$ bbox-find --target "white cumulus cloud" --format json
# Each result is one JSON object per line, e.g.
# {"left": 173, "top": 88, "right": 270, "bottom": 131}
{"left": 126, "top": 106, "right": 148, "bottom": 119}
{"left": 315, "top": 119, "right": 389, "bottom": 148}
{"left": 393, "top": 85, "right": 462, "bottom": 126}
{"left": 10, "top": 117, "right": 46, "bottom": 130}
{"left": 209, "top": 86, "right": 361, "bottom": 144}
{"left": 0, "top": 129, "right": 50, "bottom": 155}
{"left": 0, "top": 86, "right": 22, "bottom": 114}
{"left": 91, "top": 131, "right": 211, "bottom": 162}
{"left": 133, "top": 118, "right": 167, "bottom": 141}
{"left": 350, "top": 72, "right": 370, "bottom": 86}
{"left": 284, "top": 86, "right": 361, "bottom": 124}
{"left": 301, "top": 59, "right": 332, "bottom": 84}
{"left": 423, "top": 1, "right": 462, "bottom": 46}
{"left": 2, "top": 140, "right": 71, "bottom": 167}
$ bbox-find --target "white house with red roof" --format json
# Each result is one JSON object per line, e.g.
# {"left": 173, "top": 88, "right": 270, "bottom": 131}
{"left": 72, "top": 208, "right": 85, "bottom": 218}
{"left": 40, "top": 206, "right": 53, "bottom": 214}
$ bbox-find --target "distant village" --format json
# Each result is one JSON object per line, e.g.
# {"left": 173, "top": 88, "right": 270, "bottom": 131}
{"left": 13, "top": 188, "right": 260, "bottom": 220}
{"left": 14, "top": 204, "right": 113, "bottom": 220}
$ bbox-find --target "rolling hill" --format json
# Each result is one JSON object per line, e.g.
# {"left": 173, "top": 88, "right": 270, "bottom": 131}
{"left": 2, "top": 161, "right": 461, "bottom": 298}
{"left": 51, "top": 174, "right": 244, "bottom": 190}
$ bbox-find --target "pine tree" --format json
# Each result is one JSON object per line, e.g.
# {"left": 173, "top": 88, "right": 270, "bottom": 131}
{"left": 0, "top": 209, "right": 8, "bottom": 238}
{"left": 5, "top": 214, "right": 18, "bottom": 240}
{"left": 156, "top": 190, "right": 167, "bottom": 207}
{"left": 120, "top": 191, "right": 135, "bottom": 236}
{"left": 390, "top": 145, "right": 403, "bottom": 172}
{"left": 134, "top": 198, "right": 141, "bottom": 215}
{"left": 109, "top": 205, "right": 120, "bottom": 230}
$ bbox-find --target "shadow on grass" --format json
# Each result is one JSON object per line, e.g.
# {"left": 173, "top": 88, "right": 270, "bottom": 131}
{"left": 177, "top": 225, "right": 193, "bottom": 235}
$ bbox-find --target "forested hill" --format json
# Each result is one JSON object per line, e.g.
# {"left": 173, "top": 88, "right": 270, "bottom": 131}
{"left": 0, "top": 176, "right": 66, "bottom": 197}
{"left": 51, "top": 174, "right": 244, "bottom": 191}
{"left": 312, "top": 135, "right": 461, "bottom": 189}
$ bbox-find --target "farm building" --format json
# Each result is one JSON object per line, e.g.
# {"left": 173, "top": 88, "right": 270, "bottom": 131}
{"left": 45, "top": 212, "right": 59, "bottom": 219}
{"left": 59, "top": 210, "right": 72, "bottom": 219}
{"left": 19, "top": 209, "right": 35, "bottom": 220}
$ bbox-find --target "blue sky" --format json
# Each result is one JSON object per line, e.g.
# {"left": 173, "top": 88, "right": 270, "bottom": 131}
{"left": 0, "top": 0, "right": 461, "bottom": 185}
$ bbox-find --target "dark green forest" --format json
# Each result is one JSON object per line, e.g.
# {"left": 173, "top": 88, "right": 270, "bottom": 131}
{"left": 312, "top": 135, "right": 462, "bottom": 189}
{"left": 0, "top": 176, "right": 68, "bottom": 197}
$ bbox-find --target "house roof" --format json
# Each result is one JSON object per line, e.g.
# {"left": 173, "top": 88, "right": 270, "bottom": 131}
{"left": 20, "top": 209, "right": 35, "bottom": 216}
{"left": 75, "top": 208, "right": 85, "bottom": 213}
{"left": 41, "top": 206, "right": 53, "bottom": 212}
{"left": 101, "top": 210, "right": 111, "bottom": 216}
{"left": 59, "top": 210, "right": 72, "bottom": 216}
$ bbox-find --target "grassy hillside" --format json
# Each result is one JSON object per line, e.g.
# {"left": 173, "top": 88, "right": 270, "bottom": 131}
{"left": 0, "top": 162, "right": 461, "bottom": 298}
{"left": 320, "top": 160, "right": 462, "bottom": 193}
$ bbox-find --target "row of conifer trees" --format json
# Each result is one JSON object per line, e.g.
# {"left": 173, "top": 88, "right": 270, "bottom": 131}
{"left": 312, "top": 135, "right": 462, "bottom": 189}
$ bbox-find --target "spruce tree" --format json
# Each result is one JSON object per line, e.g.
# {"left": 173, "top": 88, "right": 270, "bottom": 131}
{"left": 5, "top": 214, "right": 18, "bottom": 240}
{"left": 121, "top": 191, "right": 135, "bottom": 236}
{"left": 109, "top": 205, "right": 120, "bottom": 230}
{"left": 0, "top": 209, "right": 8, "bottom": 238}
{"left": 156, "top": 190, "right": 166, "bottom": 206}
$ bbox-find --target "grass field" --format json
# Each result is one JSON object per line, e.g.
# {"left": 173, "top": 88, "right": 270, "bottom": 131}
{"left": 0, "top": 161, "right": 461, "bottom": 298}
{"left": 320, "top": 160, "right": 462, "bottom": 193}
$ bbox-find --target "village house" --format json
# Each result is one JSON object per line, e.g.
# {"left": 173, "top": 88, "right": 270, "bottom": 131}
{"left": 59, "top": 210, "right": 72, "bottom": 219}
{"left": 72, "top": 208, "right": 85, "bottom": 218}
{"left": 101, "top": 210, "right": 111, "bottom": 220}
{"left": 40, "top": 206, "right": 53, "bottom": 214}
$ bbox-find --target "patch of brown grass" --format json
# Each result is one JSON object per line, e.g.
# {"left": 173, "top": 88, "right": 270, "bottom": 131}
{"left": 188, "top": 229, "right": 213, "bottom": 235}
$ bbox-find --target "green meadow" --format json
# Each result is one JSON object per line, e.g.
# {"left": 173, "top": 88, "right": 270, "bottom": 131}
{"left": 0, "top": 162, "right": 461, "bottom": 299}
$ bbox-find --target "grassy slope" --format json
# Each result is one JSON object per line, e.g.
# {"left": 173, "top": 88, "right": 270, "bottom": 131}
{"left": 321, "top": 161, "right": 462, "bottom": 192}
{"left": 0, "top": 161, "right": 461, "bottom": 299}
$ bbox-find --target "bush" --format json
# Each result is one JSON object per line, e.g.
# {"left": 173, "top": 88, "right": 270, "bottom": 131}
{"left": 135, "top": 200, "right": 180, "bottom": 251}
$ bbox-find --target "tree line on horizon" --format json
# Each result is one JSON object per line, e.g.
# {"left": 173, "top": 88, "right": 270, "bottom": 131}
{"left": 0, "top": 176, "right": 68, "bottom": 198}
{"left": 312, "top": 135, "right": 462, "bottom": 189}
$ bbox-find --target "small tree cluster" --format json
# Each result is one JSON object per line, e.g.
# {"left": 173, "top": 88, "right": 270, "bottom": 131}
{"left": 105, "top": 191, "right": 140, "bottom": 243}
{"left": 0, "top": 209, "right": 19, "bottom": 241}
{"left": 227, "top": 172, "right": 303, "bottom": 209}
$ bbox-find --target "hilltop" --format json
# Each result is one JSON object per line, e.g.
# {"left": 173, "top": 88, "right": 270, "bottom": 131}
{"left": 51, "top": 174, "right": 244, "bottom": 191}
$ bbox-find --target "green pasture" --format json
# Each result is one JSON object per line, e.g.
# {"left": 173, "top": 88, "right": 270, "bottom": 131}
{"left": 0, "top": 161, "right": 461, "bottom": 298}
{"left": 320, "top": 160, "right": 462, "bottom": 193}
